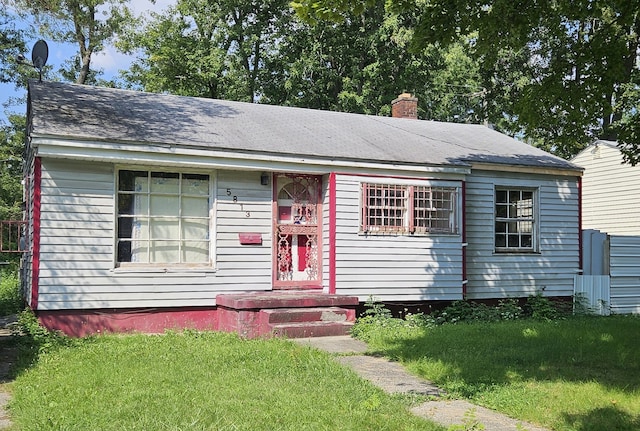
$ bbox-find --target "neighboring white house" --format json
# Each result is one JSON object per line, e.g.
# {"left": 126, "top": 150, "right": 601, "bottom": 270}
{"left": 22, "top": 81, "right": 583, "bottom": 336}
{"left": 572, "top": 141, "right": 640, "bottom": 315}
{"left": 572, "top": 140, "right": 640, "bottom": 235}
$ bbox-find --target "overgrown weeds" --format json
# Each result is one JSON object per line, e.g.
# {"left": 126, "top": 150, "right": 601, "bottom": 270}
{"left": 0, "top": 269, "right": 23, "bottom": 316}
{"left": 352, "top": 293, "right": 580, "bottom": 341}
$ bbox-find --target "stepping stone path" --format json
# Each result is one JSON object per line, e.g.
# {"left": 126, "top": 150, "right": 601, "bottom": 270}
{"left": 295, "top": 336, "right": 551, "bottom": 431}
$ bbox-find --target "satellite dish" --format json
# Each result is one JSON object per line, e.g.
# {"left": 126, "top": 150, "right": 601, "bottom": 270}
{"left": 31, "top": 40, "right": 48, "bottom": 81}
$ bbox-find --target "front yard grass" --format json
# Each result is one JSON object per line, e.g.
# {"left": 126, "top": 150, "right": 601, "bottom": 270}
{"left": 8, "top": 329, "right": 443, "bottom": 431}
{"left": 355, "top": 315, "right": 640, "bottom": 431}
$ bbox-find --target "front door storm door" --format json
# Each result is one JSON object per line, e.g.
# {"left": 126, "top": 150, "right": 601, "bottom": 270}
{"left": 274, "top": 174, "right": 322, "bottom": 289}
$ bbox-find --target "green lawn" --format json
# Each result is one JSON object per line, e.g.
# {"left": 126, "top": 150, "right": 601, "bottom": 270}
{"left": 6, "top": 309, "right": 640, "bottom": 431}
{"left": 7, "top": 330, "right": 443, "bottom": 431}
{"left": 356, "top": 315, "right": 640, "bottom": 431}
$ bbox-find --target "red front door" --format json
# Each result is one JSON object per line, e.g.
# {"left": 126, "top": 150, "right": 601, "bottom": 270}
{"left": 273, "top": 174, "right": 322, "bottom": 289}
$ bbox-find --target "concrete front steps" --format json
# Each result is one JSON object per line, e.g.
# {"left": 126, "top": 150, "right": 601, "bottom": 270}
{"left": 216, "top": 292, "right": 359, "bottom": 339}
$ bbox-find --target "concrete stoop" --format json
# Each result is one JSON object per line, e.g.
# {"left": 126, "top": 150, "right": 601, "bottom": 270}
{"left": 216, "top": 292, "right": 359, "bottom": 338}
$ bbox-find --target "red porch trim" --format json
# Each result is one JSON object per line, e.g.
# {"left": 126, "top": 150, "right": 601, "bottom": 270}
{"left": 37, "top": 307, "right": 219, "bottom": 337}
{"left": 329, "top": 172, "right": 337, "bottom": 294}
{"left": 31, "top": 157, "right": 42, "bottom": 310}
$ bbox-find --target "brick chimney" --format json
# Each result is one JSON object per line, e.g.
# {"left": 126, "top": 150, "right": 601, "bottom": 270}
{"left": 391, "top": 93, "right": 418, "bottom": 119}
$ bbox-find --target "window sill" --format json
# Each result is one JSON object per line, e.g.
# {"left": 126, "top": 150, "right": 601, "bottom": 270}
{"left": 359, "top": 231, "right": 460, "bottom": 237}
{"left": 111, "top": 266, "right": 217, "bottom": 276}
{"left": 493, "top": 250, "right": 540, "bottom": 255}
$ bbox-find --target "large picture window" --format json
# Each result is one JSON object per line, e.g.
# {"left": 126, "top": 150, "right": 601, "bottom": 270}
{"left": 361, "top": 183, "right": 458, "bottom": 235}
{"left": 495, "top": 188, "right": 536, "bottom": 252}
{"left": 117, "top": 170, "right": 211, "bottom": 266}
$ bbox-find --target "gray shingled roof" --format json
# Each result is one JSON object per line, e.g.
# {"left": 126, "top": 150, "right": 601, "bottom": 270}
{"left": 28, "top": 80, "right": 579, "bottom": 171}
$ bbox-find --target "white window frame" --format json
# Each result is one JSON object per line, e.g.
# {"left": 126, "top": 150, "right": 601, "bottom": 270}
{"left": 360, "top": 182, "right": 459, "bottom": 235}
{"left": 115, "top": 168, "right": 214, "bottom": 268}
{"left": 494, "top": 187, "right": 538, "bottom": 253}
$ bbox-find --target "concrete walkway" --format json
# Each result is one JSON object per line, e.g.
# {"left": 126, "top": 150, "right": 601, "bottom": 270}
{"left": 294, "top": 336, "right": 550, "bottom": 431}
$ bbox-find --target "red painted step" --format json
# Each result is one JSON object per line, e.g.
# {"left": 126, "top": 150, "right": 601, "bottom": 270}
{"left": 216, "top": 293, "right": 359, "bottom": 310}
{"left": 216, "top": 292, "right": 360, "bottom": 338}
{"left": 261, "top": 307, "right": 354, "bottom": 324}
{"left": 271, "top": 321, "right": 354, "bottom": 338}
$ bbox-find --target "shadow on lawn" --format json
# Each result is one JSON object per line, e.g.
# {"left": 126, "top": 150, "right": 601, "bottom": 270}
{"left": 375, "top": 319, "right": 640, "bottom": 393}
{"left": 367, "top": 318, "right": 640, "bottom": 429}
{"left": 1, "top": 310, "right": 82, "bottom": 382}
{"left": 562, "top": 406, "right": 640, "bottom": 431}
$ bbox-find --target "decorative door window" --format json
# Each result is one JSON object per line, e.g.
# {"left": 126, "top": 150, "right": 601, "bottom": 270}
{"left": 275, "top": 175, "right": 320, "bottom": 284}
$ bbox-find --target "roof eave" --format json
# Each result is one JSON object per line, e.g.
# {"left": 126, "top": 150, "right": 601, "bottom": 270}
{"left": 471, "top": 161, "right": 583, "bottom": 177}
{"left": 30, "top": 135, "right": 472, "bottom": 177}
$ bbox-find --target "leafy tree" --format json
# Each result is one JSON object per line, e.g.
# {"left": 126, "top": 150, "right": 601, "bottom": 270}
{"left": 615, "top": 74, "right": 640, "bottom": 165}
{"left": 293, "top": 0, "right": 640, "bottom": 160}
{"left": 0, "top": 8, "right": 28, "bottom": 86}
{"left": 0, "top": 113, "right": 24, "bottom": 263}
{"left": 118, "top": 0, "right": 291, "bottom": 102}
{"left": 9, "top": 0, "right": 132, "bottom": 84}
{"left": 0, "top": 114, "right": 24, "bottom": 221}
{"left": 262, "top": 5, "right": 485, "bottom": 121}
{"left": 121, "top": 0, "right": 485, "bottom": 123}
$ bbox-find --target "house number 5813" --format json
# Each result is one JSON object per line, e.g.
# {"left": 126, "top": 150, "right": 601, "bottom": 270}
{"left": 227, "top": 189, "right": 250, "bottom": 217}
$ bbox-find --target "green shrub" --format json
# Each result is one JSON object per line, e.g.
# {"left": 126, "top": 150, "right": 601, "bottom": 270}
{"left": 16, "top": 309, "right": 74, "bottom": 365}
{"left": 522, "top": 293, "right": 572, "bottom": 320}
{"left": 351, "top": 297, "right": 427, "bottom": 342}
{"left": 0, "top": 269, "right": 23, "bottom": 315}
{"left": 354, "top": 293, "right": 577, "bottom": 338}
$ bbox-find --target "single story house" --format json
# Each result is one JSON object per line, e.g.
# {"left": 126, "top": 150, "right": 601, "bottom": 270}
{"left": 22, "top": 81, "right": 583, "bottom": 336}
{"left": 571, "top": 140, "right": 640, "bottom": 235}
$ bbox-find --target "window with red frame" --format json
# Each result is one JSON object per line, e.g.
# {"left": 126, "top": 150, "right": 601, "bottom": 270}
{"left": 361, "top": 183, "right": 458, "bottom": 235}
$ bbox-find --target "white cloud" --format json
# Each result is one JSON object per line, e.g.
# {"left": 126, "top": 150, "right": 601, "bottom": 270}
{"left": 90, "top": 0, "right": 176, "bottom": 76}
{"left": 91, "top": 45, "right": 135, "bottom": 75}
{"left": 128, "top": 0, "right": 175, "bottom": 17}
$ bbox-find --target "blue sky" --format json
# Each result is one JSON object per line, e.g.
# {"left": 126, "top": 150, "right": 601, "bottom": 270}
{"left": 1, "top": 0, "right": 174, "bottom": 125}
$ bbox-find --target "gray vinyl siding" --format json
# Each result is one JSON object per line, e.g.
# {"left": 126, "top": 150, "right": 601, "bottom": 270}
{"left": 572, "top": 144, "right": 640, "bottom": 235}
{"left": 36, "top": 160, "right": 272, "bottom": 310}
{"left": 36, "top": 159, "right": 115, "bottom": 309}
{"left": 214, "top": 170, "right": 272, "bottom": 290}
{"left": 332, "top": 174, "right": 463, "bottom": 302}
{"left": 465, "top": 171, "right": 580, "bottom": 299}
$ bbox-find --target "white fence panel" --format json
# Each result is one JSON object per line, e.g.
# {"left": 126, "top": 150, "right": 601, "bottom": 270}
{"left": 609, "top": 235, "right": 640, "bottom": 314}
{"left": 574, "top": 275, "right": 611, "bottom": 316}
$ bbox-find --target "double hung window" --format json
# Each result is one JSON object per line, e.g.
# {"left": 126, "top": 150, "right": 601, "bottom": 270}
{"left": 495, "top": 188, "right": 536, "bottom": 252}
{"left": 117, "top": 170, "right": 211, "bottom": 266}
{"left": 361, "top": 183, "right": 458, "bottom": 235}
